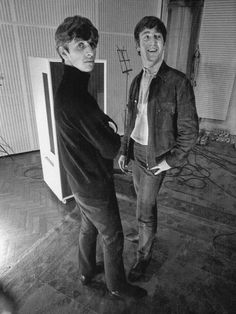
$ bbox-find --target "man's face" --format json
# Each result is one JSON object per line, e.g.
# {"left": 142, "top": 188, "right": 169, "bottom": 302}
{"left": 138, "top": 27, "right": 165, "bottom": 68}
{"left": 62, "top": 38, "right": 96, "bottom": 72}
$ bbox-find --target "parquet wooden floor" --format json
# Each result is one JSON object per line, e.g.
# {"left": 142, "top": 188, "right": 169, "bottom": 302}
{"left": 0, "top": 144, "right": 236, "bottom": 313}
{"left": 0, "top": 151, "right": 75, "bottom": 274}
{"left": 1, "top": 145, "right": 236, "bottom": 276}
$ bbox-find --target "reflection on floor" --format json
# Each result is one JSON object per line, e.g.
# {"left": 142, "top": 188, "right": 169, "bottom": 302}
{"left": 0, "top": 142, "right": 236, "bottom": 314}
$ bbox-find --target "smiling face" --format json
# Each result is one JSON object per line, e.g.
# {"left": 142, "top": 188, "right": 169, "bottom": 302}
{"left": 60, "top": 38, "right": 97, "bottom": 72}
{"left": 138, "top": 27, "right": 165, "bottom": 69}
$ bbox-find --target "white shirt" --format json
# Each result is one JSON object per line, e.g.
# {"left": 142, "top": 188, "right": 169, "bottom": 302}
{"left": 131, "top": 62, "right": 162, "bottom": 145}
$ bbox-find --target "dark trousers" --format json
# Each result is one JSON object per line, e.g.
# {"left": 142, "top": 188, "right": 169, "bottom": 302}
{"left": 132, "top": 141, "right": 166, "bottom": 262}
{"left": 74, "top": 183, "right": 126, "bottom": 291}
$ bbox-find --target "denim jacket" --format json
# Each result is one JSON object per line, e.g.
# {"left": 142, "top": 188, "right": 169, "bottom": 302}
{"left": 120, "top": 61, "right": 199, "bottom": 168}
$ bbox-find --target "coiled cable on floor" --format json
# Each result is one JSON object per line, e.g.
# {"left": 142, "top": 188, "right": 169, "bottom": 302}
{"left": 164, "top": 145, "right": 236, "bottom": 200}
{"left": 212, "top": 231, "right": 236, "bottom": 250}
{"left": 164, "top": 145, "right": 236, "bottom": 248}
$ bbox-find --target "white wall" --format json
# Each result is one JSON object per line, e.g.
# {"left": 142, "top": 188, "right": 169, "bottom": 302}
{"left": 0, "top": 0, "right": 162, "bottom": 155}
{"left": 196, "top": 0, "right": 236, "bottom": 135}
{"left": 199, "top": 75, "right": 236, "bottom": 135}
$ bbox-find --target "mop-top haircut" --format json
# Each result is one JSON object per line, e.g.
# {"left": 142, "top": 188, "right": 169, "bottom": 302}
{"left": 134, "top": 16, "right": 167, "bottom": 46}
{"left": 55, "top": 15, "right": 99, "bottom": 59}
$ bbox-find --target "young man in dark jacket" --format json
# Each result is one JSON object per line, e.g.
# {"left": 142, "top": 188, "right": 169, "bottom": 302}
{"left": 54, "top": 15, "right": 146, "bottom": 299}
{"left": 118, "top": 16, "right": 199, "bottom": 282}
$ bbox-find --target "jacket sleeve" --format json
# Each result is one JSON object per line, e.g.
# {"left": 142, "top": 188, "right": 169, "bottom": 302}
{"left": 59, "top": 108, "right": 121, "bottom": 160}
{"left": 165, "top": 78, "right": 199, "bottom": 167}
{"left": 120, "top": 78, "right": 136, "bottom": 156}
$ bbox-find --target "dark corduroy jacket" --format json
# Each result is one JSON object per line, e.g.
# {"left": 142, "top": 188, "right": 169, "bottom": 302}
{"left": 54, "top": 64, "right": 120, "bottom": 198}
{"left": 120, "top": 61, "right": 199, "bottom": 168}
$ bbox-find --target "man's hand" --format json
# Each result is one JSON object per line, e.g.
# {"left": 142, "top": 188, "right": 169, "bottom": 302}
{"left": 150, "top": 159, "right": 171, "bottom": 175}
{"left": 118, "top": 155, "right": 127, "bottom": 173}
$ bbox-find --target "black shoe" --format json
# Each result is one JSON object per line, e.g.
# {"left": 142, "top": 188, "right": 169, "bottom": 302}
{"left": 80, "top": 274, "right": 92, "bottom": 286}
{"left": 128, "top": 259, "right": 151, "bottom": 282}
{"left": 80, "top": 262, "right": 104, "bottom": 286}
{"left": 109, "top": 283, "right": 147, "bottom": 300}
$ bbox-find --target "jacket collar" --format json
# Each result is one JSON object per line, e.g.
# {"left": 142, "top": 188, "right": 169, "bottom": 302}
{"left": 156, "top": 61, "right": 170, "bottom": 82}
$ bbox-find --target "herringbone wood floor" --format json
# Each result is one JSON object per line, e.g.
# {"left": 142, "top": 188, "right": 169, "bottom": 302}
{"left": 0, "top": 145, "right": 236, "bottom": 313}
{"left": 1, "top": 146, "right": 236, "bottom": 276}
{"left": 0, "top": 151, "right": 75, "bottom": 274}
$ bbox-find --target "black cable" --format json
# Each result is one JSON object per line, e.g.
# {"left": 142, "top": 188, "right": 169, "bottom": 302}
{"left": 0, "top": 145, "right": 14, "bottom": 160}
{"left": 0, "top": 136, "right": 15, "bottom": 154}
{"left": 193, "top": 145, "right": 236, "bottom": 176}
{"left": 163, "top": 146, "right": 236, "bottom": 249}
{"left": 164, "top": 145, "right": 236, "bottom": 199}
{"left": 212, "top": 231, "right": 236, "bottom": 249}
{"left": 0, "top": 144, "right": 10, "bottom": 156}
{"left": 23, "top": 166, "right": 43, "bottom": 180}
{"left": 165, "top": 150, "right": 210, "bottom": 190}
{"left": 200, "top": 144, "right": 236, "bottom": 160}
{"left": 193, "top": 146, "right": 236, "bottom": 199}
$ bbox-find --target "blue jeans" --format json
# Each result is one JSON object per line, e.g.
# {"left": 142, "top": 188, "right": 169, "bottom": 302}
{"left": 74, "top": 182, "right": 126, "bottom": 291}
{"left": 132, "top": 141, "right": 166, "bottom": 261}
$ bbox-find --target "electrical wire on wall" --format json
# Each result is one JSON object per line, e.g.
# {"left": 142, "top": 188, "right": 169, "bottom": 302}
{"left": 0, "top": 136, "right": 14, "bottom": 159}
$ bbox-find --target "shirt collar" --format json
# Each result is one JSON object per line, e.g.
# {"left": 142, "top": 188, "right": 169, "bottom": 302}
{"left": 142, "top": 55, "right": 164, "bottom": 77}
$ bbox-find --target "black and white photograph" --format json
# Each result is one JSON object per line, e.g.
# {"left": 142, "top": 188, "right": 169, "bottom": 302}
{"left": 0, "top": 0, "right": 235, "bottom": 313}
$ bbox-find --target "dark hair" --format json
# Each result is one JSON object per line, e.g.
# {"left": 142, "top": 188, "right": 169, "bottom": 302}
{"left": 134, "top": 16, "right": 167, "bottom": 45}
{"left": 55, "top": 15, "right": 99, "bottom": 55}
